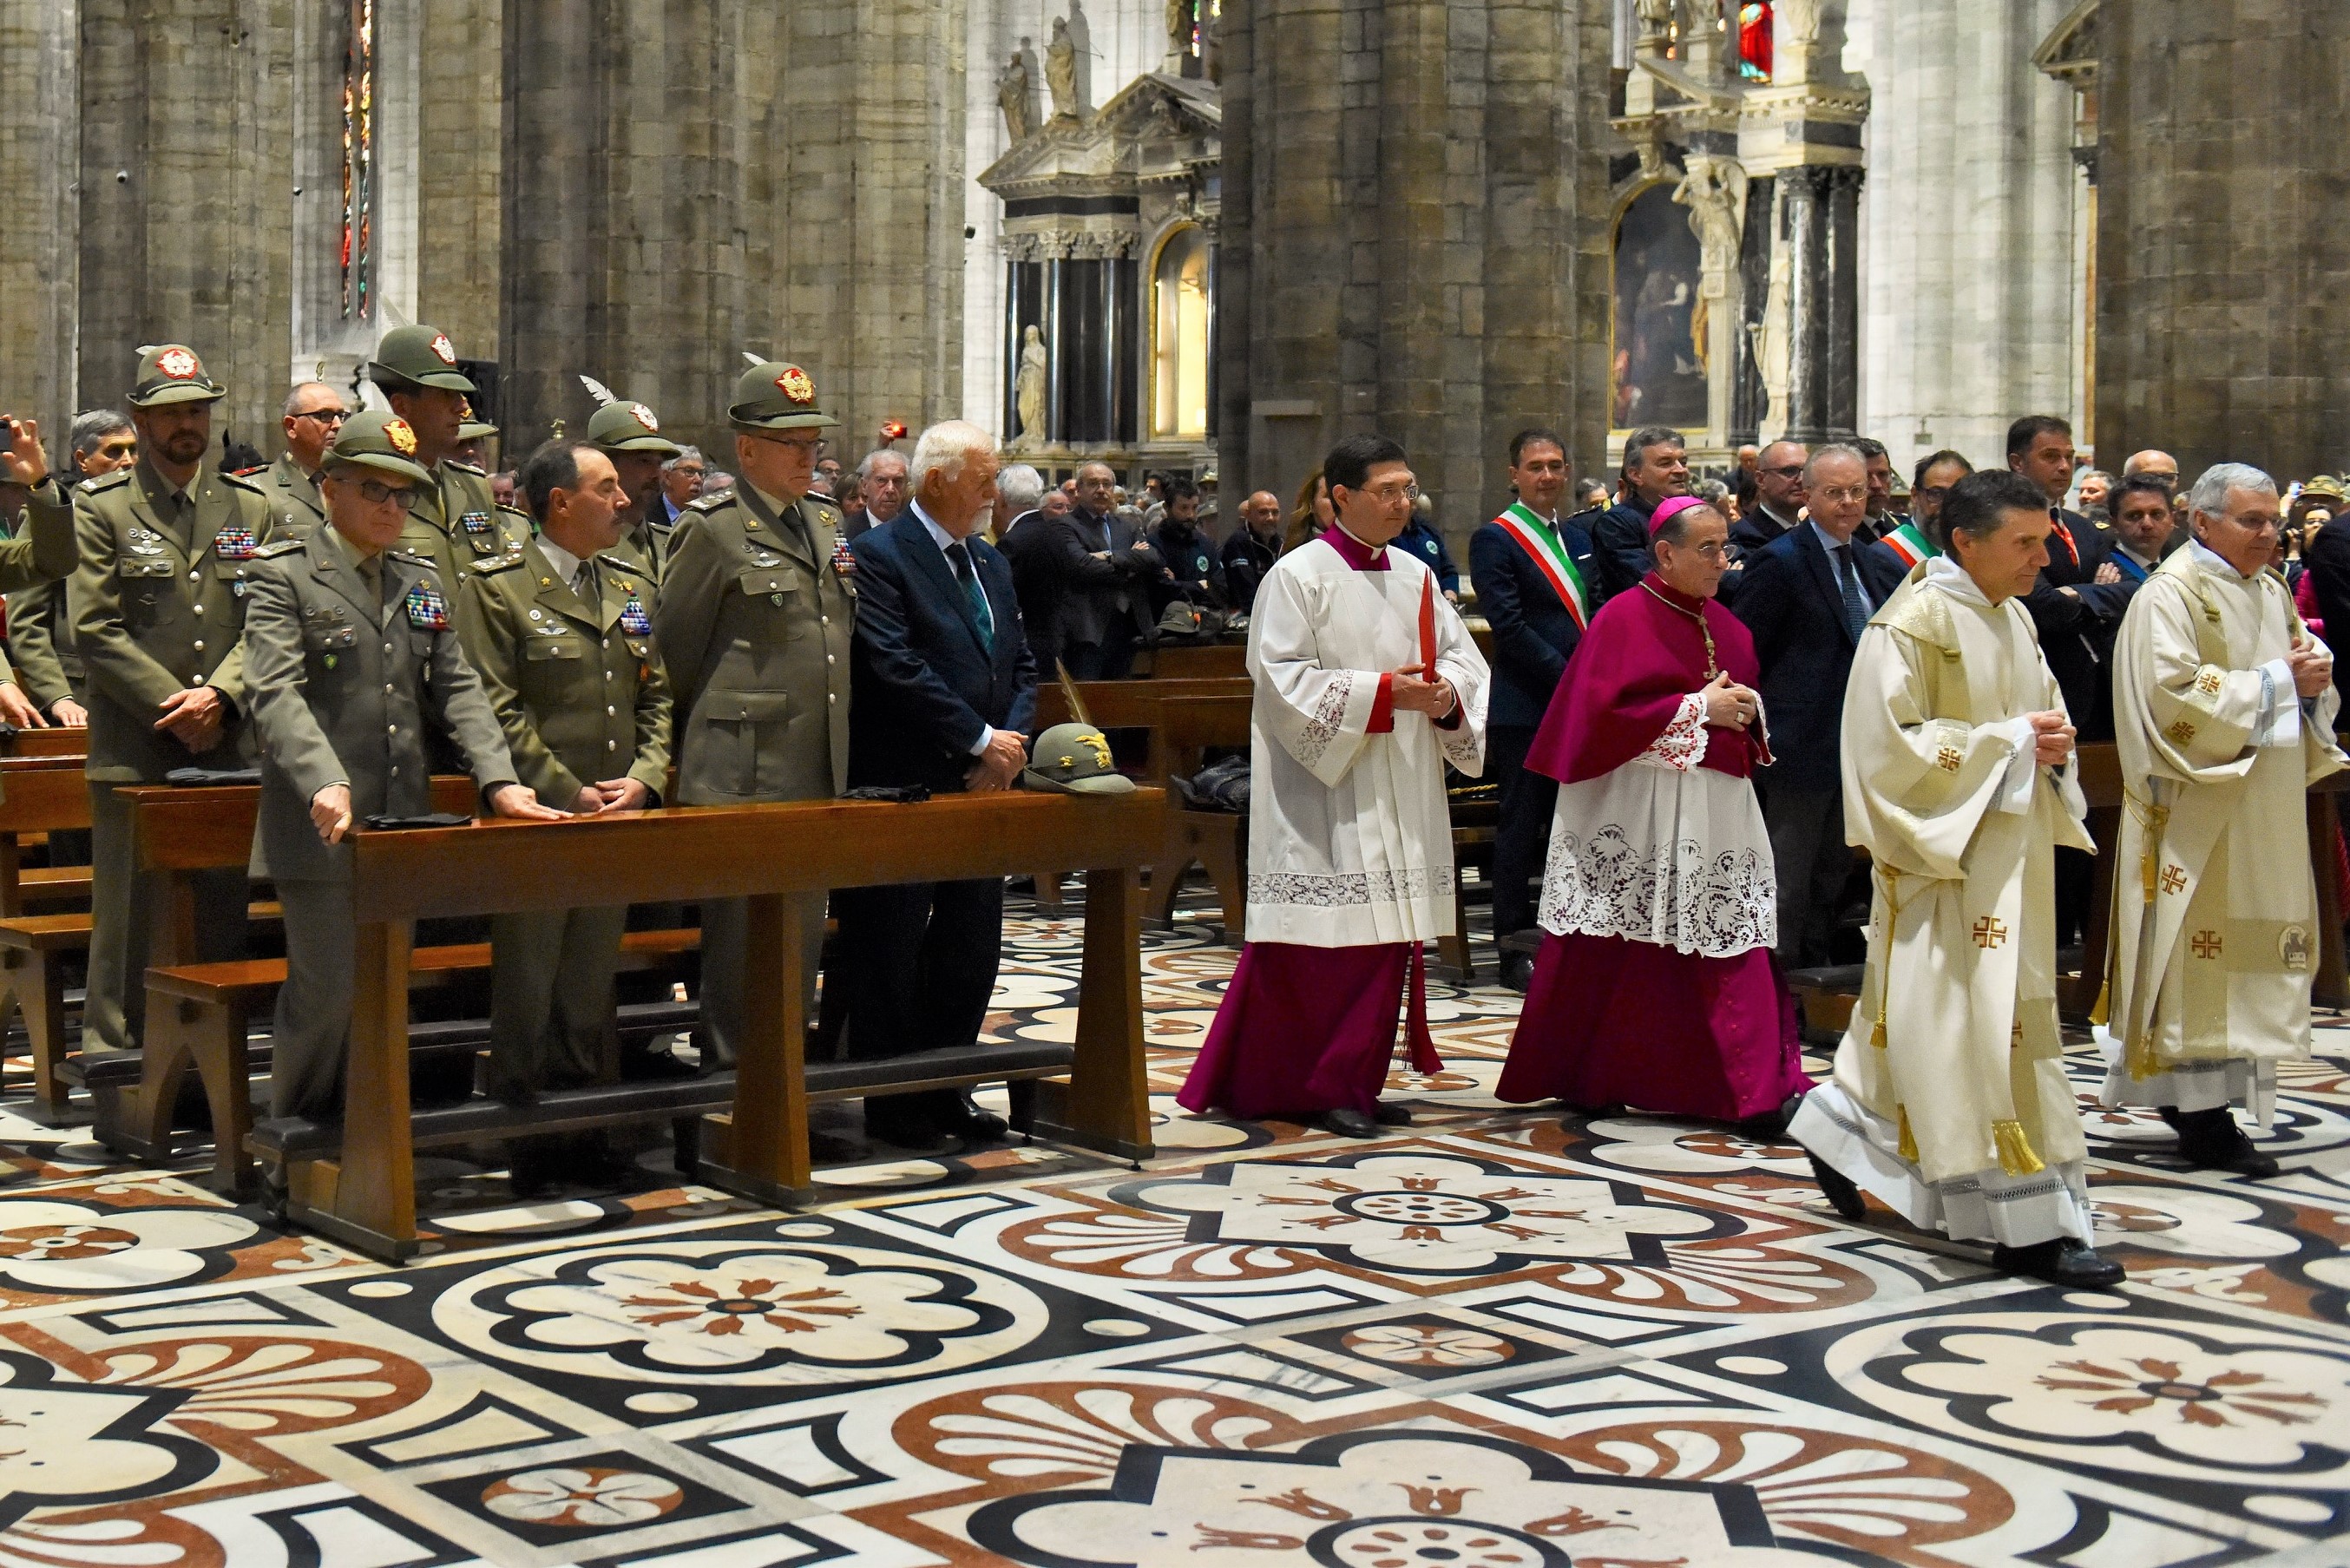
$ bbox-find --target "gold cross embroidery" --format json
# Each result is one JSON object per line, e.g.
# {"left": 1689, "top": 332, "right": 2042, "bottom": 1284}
{"left": 1935, "top": 745, "right": 1962, "bottom": 772}
{"left": 2196, "top": 669, "right": 2223, "bottom": 696}
{"left": 2167, "top": 719, "right": 2197, "bottom": 745}
{"left": 2160, "top": 864, "right": 2187, "bottom": 896}
{"left": 2190, "top": 928, "right": 2223, "bottom": 961}
{"left": 1973, "top": 916, "right": 2008, "bottom": 949}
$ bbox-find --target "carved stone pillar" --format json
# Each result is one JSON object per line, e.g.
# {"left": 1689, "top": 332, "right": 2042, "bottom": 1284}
{"left": 1824, "top": 164, "right": 1863, "bottom": 440}
{"left": 1730, "top": 172, "right": 1775, "bottom": 447}
{"left": 1780, "top": 163, "right": 1831, "bottom": 445}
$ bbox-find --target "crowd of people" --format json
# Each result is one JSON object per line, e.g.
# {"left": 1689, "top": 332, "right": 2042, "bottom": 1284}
{"left": 0, "top": 331, "right": 2328, "bottom": 1276}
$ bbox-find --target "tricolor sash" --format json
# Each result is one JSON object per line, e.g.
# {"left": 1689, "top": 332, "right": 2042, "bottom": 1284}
{"left": 1880, "top": 520, "right": 1940, "bottom": 567}
{"left": 1492, "top": 502, "right": 1591, "bottom": 628}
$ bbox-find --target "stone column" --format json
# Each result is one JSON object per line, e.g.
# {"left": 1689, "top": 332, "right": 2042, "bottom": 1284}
{"left": 2096, "top": 0, "right": 2350, "bottom": 479}
{"left": 1730, "top": 173, "right": 1775, "bottom": 446}
{"left": 1780, "top": 163, "right": 1830, "bottom": 445}
{"left": 1824, "top": 164, "right": 1863, "bottom": 440}
{"left": 0, "top": 0, "right": 81, "bottom": 435}
{"left": 1218, "top": 0, "right": 1612, "bottom": 542}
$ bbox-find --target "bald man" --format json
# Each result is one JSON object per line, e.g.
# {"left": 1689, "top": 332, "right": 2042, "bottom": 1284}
{"left": 2122, "top": 449, "right": 2178, "bottom": 485}
{"left": 249, "top": 381, "right": 351, "bottom": 538}
{"left": 1222, "top": 489, "right": 1283, "bottom": 614}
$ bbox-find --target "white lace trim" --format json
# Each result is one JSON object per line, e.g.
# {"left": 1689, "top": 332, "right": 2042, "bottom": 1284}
{"left": 1294, "top": 671, "right": 1356, "bottom": 770}
{"left": 1634, "top": 692, "right": 1708, "bottom": 773}
{"left": 1249, "top": 866, "right": 1458, "bottom": 909}
{"left": 1537, "top": 764, "right": 1776, "bottom": 958}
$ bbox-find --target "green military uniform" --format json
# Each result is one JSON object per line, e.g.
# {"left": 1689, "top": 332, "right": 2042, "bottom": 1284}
{"left": 0, "top": 478, "right": 82, "bottom": 715}
{"left": 458, "top": 536, "right": 672, "bottom": 1100}
{"left": 242, "top": 411, "right": 522, "bottom": 1119}
{"left": 586, "top": 397, "right": 683, "bottom": 586}
{"left": 246, "top": 451, "right": 328, "bottom": 541}
{"left": 4, "top": 577, "right": 82, "bottom": 719}
{"left": 68, "top": 345, "right": 271, "bottom": 1055}
{"left": 652, "top": 361, "right": 852, "bottom": 1065}
{"left": 368, "top": 326, "right": 530, "bottom": 593}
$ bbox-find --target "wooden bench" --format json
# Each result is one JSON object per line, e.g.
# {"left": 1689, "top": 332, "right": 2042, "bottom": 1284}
{"left": 0, "top": 726, "right": 89, "bottom": 760}
{"left": 0, "top": 761, "right": 94, "bottom": 1116}
{"left": 259, "top": 789, "right": 1161, "bottom": 1262}
{"left": 1150, "top": 693, "right": 1253, "bottom": 935}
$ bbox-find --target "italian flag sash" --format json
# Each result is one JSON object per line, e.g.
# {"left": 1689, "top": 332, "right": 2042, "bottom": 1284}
{"left": 1881, "top": 520, "right": 1939, "bottom": 567}
{"left": 1493, "top": 502, "right": 1591, "bottom": 629}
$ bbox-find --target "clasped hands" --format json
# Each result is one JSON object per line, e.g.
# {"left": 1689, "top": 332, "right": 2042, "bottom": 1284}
{"left": 1701, "top": 670, "right": 1760, "bottom": 730}
{"left": 2290, "top": 638, "right": 2333, "bottom": 698}
{"left": 1388, "top": 661, "right": 1457, "bottom": 718}
{"left": 966, "top": 728, "right": 1028, "bottom": 793}
{"left": 2026, "top": 709, "right": 2075, "bottom": 766}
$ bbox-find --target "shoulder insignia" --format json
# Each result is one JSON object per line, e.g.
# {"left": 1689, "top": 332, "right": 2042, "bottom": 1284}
{"left": 444, "top": 458, "right": 486, "bottom": 476}
{"left": 218, "top": 469, "right": 268, "bottom": 495}
{"left": 688, "top": 494, "right": 730, "bottom": 514}
{"left": 83, "top": 470, "right": 132, "bottom": 494}
{"left": 387, "top": 548, "right": 437, "bottom": 569}
{"left": 496, "top": 504, "right": 533, "bottom": 528}
{"left": 807, "top": 502, "right": 840, "bottom": 526}
{"left": 595, "top": 551, "right": 645, "bottom": 572}
{"left": 469, "top": 554, "right": 525, "bottom": 576}
{"left": 251, "top": 537, "right": 305, "bottom": 558}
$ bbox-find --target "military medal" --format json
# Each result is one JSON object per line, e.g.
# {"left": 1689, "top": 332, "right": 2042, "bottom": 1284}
{"left": 830, "top": 538, "right": 857, "bottom": 579}
{"left": 128, "top": 526, "right": 166, "bottom": 556}
{"left": 404, "top": 581, "right": 450, "bottom": 630}
{"left": 620, "top": 594, "right": 651, "bottom": 635}
{"left": 214, "top": 525, "right": 256, "bottom": 560}
{"left": 460, "top": 510, "right": 494, "bottom": 536}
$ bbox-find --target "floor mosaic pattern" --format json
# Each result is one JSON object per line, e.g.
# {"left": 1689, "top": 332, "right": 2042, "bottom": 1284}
{"left": 0, "top": 902, "right": 2341, "bottom": 1566}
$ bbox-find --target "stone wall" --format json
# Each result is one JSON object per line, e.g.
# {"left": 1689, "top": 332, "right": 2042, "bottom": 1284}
{"left": 1215, "top": 0, "right": 1611, "bottom": 541}
{"left": 2096, "top": 0, "right": 2350, "bottom": 481}
{"left": 0, "top": 1, "right": 79, "bottom": 437}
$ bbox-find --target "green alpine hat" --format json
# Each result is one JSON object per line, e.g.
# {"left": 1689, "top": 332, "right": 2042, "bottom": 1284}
{"left": 319, "top": 410, "right": 436, "bottom": 486}
{"left": 586, "top": 398, "right": 682, "bottom": 456}
{"left": 729, "top": 360, "right": 840, "bottom": 433}
{"left": 456, "top": 397, "right": 496, "bottom": 442}
{"left": 369, "top": 325, "right": 476, "bottom": 393}
{"left": 1021, "top": 724, "right": 1136, "bottom": 796}
{"left": 127, "top": 344, "right": 226, "bottom": 408}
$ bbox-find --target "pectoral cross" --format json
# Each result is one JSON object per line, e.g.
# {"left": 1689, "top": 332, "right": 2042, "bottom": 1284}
{"left": 1972, "top": 916, "right": 2008, "bottom": 949}
{"left": 2191, "top": 929, "right": 2223, "bottom": 961}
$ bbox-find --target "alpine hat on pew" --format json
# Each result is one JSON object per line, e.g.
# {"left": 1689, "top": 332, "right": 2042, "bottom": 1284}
{"left": 1021, "top": 725, "right": 1135, "bottom": 795}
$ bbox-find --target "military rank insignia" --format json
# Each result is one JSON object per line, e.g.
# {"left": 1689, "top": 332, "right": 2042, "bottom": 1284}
{"left": 404, "top": 582, "right": 450, "bottom": 630}
{"left": 830, "top": 537, "right": 857, "bottom": 578}
{"left": 214, "top": 525, "right": 257, "bottom": 560}
{"left": 460, "top": 510, "right": 495, "bottom": 537}
{"left": 620, "top": 594, "right": 651, "bottom": 635}
{"left": 127, "top": 526, "right": 166, "bottom": 556}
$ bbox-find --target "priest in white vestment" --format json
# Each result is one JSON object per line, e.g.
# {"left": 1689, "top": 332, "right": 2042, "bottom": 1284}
{"left": 1178, "top": 435, "right": 1489, "bottom": 1138}
{"left": 1790, "top": 469, "right": 2124, "bottom": 1289}
{"left": 2101, "top": 462, "right": 2342, "bottom": 1177}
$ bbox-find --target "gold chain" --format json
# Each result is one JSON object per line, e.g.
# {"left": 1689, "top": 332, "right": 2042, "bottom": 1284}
{"left": 1639, "top": 581, "right": 1719, "bottom": 679}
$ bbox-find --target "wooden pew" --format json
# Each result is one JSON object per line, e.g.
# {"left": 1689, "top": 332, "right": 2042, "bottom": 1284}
{"left": 259, "top": 790, "right": 1162, "bottom": 1262}
{"left": 0, "top": 726, "right": 90, "bottom": 760}
{"left": 0, "top": 757, "right": 92, "bottom": 915}
{"left": 0, "top": 760, "right": 94, "bottom": 1116}
{"left": 1030, "top": 678, "right": 1251, "bottom": 908}
{"left": 1152, "top": 694, "right": 1254, "bottom": 934}
{"left": 1146, "top": 642, "right": 1248, "bottom": 680}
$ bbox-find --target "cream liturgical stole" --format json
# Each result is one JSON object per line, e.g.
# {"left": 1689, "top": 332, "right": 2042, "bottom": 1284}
{"left": 1835, "top": 561, "right": 2094, "bottom": 1186}
{"left": 2106, "top": 544, "right": 2344, "bottom": 1081}
{"left": 1244, "top": 539, "right": 1489, "bottom": 947}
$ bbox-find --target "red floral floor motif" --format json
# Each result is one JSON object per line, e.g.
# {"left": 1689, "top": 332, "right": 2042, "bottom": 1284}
{"left": 0, "top": 903, "right": 2332, "bottom": 1565}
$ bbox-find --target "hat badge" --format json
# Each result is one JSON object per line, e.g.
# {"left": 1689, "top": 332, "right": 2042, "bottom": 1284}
{"left": 156, "top": 347, "right": 198, "bottom": 380}
{"left": 429, "top": 332, "right": 458, "bottom": 365}
{"left": 631, "top": 404, "right": 659, "bottom": 433}
{"left": 385, "top": 417, "right": 418, "bottom": 456}
{"left": 776, "top": 366, "right": 816, "bottom": 405}
{"left": 1080, "top": 731, "right": 1113, "bottom": 770}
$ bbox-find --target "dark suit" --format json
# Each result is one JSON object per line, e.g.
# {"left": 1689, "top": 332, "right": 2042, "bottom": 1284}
{"left": 2304, "top": 520, "right": 2350, "bottom": 712}
{"left": 1468, "top": 511, "right": 1598, "bottom": 941}
{"left": 833, "top": 511, "right": 1039, "bottom": 1137}
{"left": 1732, "top": 522, "right": 1905, "bottom": 968}
{"left": 1220, "top": 525, "right": 1278, "bottom": 615}
{"left": 1148, "top": 520, "right": 1226, "bottom": 612}
{"left": 1592, "top": 494, "right": 1661, "bottom": 599}
{"left": 1045, "top": 506, "right": 1159, "bottom": 679}
{"left": 994, "top": 508, "right": 1064, "bottom": 672}
{"left": 2023, "top": 505, "right": 2133, "bottom": 947}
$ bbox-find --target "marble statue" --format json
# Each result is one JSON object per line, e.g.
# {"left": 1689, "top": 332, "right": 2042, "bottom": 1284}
{"left": 1779, "top": 0, "right": 1822, "bottom": 46}
{"left": 1166, "top": 0, "right": 1194, "bottom": 58}
{"left": 1672, "top": 155, "right": 1748, "bottom": 292}
{"left": 1046, "top": 19, "right": 1080, "bottom": 123}
{"left": 1635, "top": 0, "right": 1676, "bottom": 39}
{"left": 1749, "top": 233, "right": 1793, "bottom": 437}
{"left": 1014, "top": 325, "right": 1048, "bottom": 449}
{"left": 997, "top": 52, "right": 1032, "bottom": 142}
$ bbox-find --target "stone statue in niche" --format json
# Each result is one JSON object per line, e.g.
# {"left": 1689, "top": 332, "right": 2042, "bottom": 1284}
{"left": 1673, "top": 155, "right": 1748, "bottom": 288}
{"left": 1014, "top": 325, "right": 1049, "bottom": 449}
{"left": 1165, "top": 0, "right": 1194, "bottom": 59}
{"left": 1749, "top": 226, "right": 1793, "bottom": 438}
{"left": 1778, "top": 0, "right": 1821, "bottom": 46}
{"left": 1046, "top": 18, "right": 1081, "bottom": 123}
{"left": 997, "top": 52, "right": 1033, "bottom": 142}
{"left": 1635, "top": 0, "right": 1677, "bottom": 41}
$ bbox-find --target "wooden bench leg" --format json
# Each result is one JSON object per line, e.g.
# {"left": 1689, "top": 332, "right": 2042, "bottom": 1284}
{"left": 7, "top": 948, "right": 75, "bottom": 1123}
{"left": 1199, "top": 822, "right": 1245, "bottom": 938}
{"left": 297, "top": 920, "right": 418, "bottom": 1263}
{"left": 1032, "top": 870, "right": 1066, "bottom": 910}
{"left": 697, "top": 892, "right": 811, "bottom": 1206}
{"left": 1147, "top": 814, "right": 1198, "bottom": 925}
{"left": 1033, "top": 865, "right": 1152, "bottom": 1163}
{"left": 191, "top": 999, "right": 255, "bottom": 1197}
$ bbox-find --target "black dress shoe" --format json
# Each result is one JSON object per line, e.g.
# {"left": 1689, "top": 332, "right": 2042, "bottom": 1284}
{"left": 2169, "top": 1106, "right": 2281, "bottom": 1178}
{"left": 1321, "top": 1107, "right": 1380, "bottom": 1138}
{"left": 935, "top": 1092, "right": 1011, "bottom": 1145}
{"left": 1372, "top": 1102, "right": 1413, "bottom": 1127}
{"left": 1499, "top": 952, "right": 1534, "bottom": 994}
{"left": 1992, "top": 1237, "right": 2125, "bottom": 1289}
{"left": 619, "top": 1044, "right": 698, "bottom": 1083}
{"left": 1807, "top": 1151, "right": 1868, "bottom": 1220}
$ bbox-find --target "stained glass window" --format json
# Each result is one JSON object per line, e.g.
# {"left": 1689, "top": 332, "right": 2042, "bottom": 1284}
{"left": 1736, "top": 2, "right": 1773, "bottom": 82}
{"left": 341, "top": 0, "right": 375, "bottom": 318}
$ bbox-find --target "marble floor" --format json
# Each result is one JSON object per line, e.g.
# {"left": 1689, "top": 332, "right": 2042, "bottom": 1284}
{"left": 0, "top": 902, "right": 2342, "bottom": 1568}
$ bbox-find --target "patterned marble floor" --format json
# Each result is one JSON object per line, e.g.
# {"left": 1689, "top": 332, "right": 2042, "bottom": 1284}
{"left": 0, "top": 902, "right": 2342, "bottom": 1568}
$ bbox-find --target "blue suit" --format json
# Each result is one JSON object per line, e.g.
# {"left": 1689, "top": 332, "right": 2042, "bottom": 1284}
{"left": 1731, "top": 523, "right": 1906, "bottom": 967}
{"left": 832, "top": 512, "right": 1039, "bottom": 1136}
{"left": 1468, "top": 512, "right": 1599, "bottom": 942}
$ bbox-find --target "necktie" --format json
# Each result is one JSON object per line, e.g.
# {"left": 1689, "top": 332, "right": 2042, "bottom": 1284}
{"left": 1833, "top": 543, "right": 1869, "bottom": 641}
{"left": 573, "top": 559, "right": 596, "bottom": 607}
{"left": 2049, "top": 508, "right": 2079, "bottom": 565}
{"left": 358, "top": 554, "right": 384, "bottom": 620}
{"left": 945, "top": 541, "right": 994, "bottom": 654}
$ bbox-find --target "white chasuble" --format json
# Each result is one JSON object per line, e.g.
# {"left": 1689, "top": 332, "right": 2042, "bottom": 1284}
{"left": 1244, "top": 538, "right": 1489, "bottom": 946}
{"left": 2102, "top": 543, "right": 2344, "bottom": 1120}
{"left": 1790, "top": 559, "right": 2097, "bottom": 1247}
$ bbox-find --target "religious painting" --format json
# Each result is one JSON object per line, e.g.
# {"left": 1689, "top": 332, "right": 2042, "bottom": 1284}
{"left": 1610, "top": 183, "right": 1706, "bottom": 430}
{"left": 1737, "top": 2, "right": 1774, "bottom": 82}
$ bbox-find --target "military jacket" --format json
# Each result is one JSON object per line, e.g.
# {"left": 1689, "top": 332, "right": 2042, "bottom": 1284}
{"left": 607, "top": 514, "right": 671, "bottom": 589}
{"left": 247, "top": 452, "right": 328, "bottom": 541}
{"left": 457, "top": 539, "right": 672, "bottom": 810}
{"left": 64, "top": 460, "right": 267, "bottom": 780}
{"left": 4, "top": 578, "right": 80, "bottom": 713}
{"left": 652, "top": 485, "right": 853, "bottom": 804}
{"left": 397, "top": 459, "right": 530, "bottom": 600}
{"left": 240, "top": 530, "right": 519, "bottom": 883}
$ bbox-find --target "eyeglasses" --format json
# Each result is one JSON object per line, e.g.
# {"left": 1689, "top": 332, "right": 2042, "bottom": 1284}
{"left": 1814, "top": 486, "right": 1868, "bottom": 506}
{"left": 670, "top": 465, "right": 706, "bottom": 479}
{"left": 1354, "top": 482, "right": 1421, "bottom": 506}
{"left": 356, "top": 478, "right": 422, "bottom": 511}
{"left": 291, "top": 408, "right": 351, "bottom": 425}
{"left": 1762, "top": 464, "right": 1806, "bottom": 479}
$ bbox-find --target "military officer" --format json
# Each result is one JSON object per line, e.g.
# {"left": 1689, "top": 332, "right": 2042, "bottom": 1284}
{"left": 585, "top": 396, "right": 683, "bottom": 584}
{"left": 457, "top": 439, "right": 675, "bottom": 1128}
{"left": 367, "top": 325, "right": 529, "bottom": 594}
{"left": 68, "top": 345, "right": 272, "bottom": 1056}
{"left": 0, "top": 416, "right": 81, "bottom": 730}
{"left": 243, "top": 412, "right": 561, "bottom": 1119}
{"left": 653, "top": 360, "right": 853, "bottom": 1066}
{"left": 246, "top": 382, "right": 350, "bottom": 539}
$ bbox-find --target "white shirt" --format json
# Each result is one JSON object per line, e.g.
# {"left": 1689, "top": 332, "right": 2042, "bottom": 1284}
{"left": 910, "top": 499, "right": 996, "bottom": 758}
{"left": 535, "top": 535, "right": 587, "bottom": 592}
